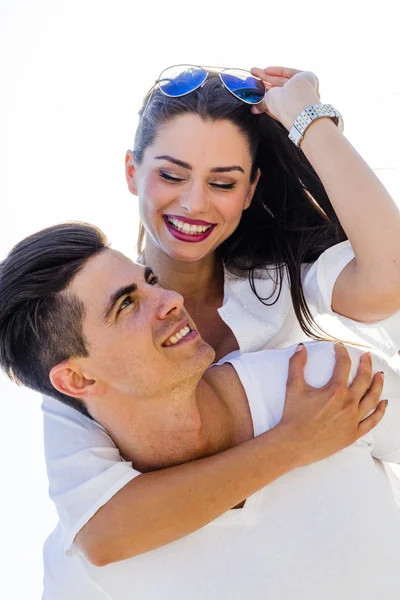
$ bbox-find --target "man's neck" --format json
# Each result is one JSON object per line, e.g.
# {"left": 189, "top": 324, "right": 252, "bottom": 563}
{"left": 143, "top": 238, "right": 225, "bottom": 314}
{"left": 90, "top": 364, "right": 253, "bottom": 473}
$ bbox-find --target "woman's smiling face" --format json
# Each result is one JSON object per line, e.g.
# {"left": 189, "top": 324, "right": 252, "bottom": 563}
{"left": 126, "top": 113, "right": 260, "bottom": 263}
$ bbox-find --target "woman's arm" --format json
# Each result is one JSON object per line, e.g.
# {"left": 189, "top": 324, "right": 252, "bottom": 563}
{"left": 301, "top": 118, "right": 400, "bottom": 321}
{"left": 252, "top": 66, "right": 400, "bottom": 322}
{"left": 76, "top": 423, "right": 300, "bottom": 566}
{"left": 73, "top": 345, "right": 385, "bottom": 565}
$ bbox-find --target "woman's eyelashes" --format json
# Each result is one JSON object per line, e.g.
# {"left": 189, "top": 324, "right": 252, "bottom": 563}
{"left": 159, "top": 170, "right": 236, "bottom": 190}
{"left": 159, "top": 171, "right": 184, "bottom": 183}
{"left": 147, "top": 275, "right": 159, "bottom": 286}
{"left": 211, "top": 182, "right": 235, "bottom": 190}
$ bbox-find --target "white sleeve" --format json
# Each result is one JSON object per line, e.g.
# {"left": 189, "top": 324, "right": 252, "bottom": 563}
{"left": 303, "top": 343, "right": 400, "bottom": 463}
{"left": 42, "top": 395, "right": 141, "bottom": 556}
{"left": 302, "top": 240, "right": 400, "bottom": 359}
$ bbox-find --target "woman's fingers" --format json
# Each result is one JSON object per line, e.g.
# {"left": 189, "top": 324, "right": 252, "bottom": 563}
{"left": 251, "top": 66, "right": 301, "bottom": 86}
{"left": 358, "top": 371, "right": 385, "bottom": 420}
{"left": 251, "top": 67, "right": 319, "bottom": 96}
{"left": 357, "top": 400, "right": 387, "bottom": 438}
{"left": 325, "top": 344, "right": 352, "bottom": 389}
{"left": 286, "top": 344, "right": 308, "bottom": 392}
{"left": 249, "top": 66, "right": 320, "bottom": 123}
{"left": 349, "top": 352, "right": 373, "bottom": 399}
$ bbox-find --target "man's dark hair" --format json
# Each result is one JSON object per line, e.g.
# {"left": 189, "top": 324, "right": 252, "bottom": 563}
{"left": 0, "top": 222, "right": 108, "bottom": 418}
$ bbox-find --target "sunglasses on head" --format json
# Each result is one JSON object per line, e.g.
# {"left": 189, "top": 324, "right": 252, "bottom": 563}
{"left": 154, "top": 64, "right": 266, "bottom": 105}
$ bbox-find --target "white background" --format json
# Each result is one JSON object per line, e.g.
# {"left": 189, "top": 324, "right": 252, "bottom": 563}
{"left": 2, "top": 1, "right": 399, "bottom": 597}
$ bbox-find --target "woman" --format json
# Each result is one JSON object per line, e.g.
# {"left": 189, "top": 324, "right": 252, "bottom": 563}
{"left": 42, "top": 65, "right": 400, "bottom": 564}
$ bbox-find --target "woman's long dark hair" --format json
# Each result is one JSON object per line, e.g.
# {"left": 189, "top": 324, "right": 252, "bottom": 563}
{"left": 133, "top": 73, "right": 347, "bottom": 340}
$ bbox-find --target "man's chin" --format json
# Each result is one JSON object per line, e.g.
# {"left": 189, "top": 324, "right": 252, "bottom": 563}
{"left": 187, "top": 337, "right": 216, "bottom": 371}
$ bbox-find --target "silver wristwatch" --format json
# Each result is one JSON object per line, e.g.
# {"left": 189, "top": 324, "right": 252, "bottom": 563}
{"left": 288, "top": 104, "right": 344, "bottom": 147}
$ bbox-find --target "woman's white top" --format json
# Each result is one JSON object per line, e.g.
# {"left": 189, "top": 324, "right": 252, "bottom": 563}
{"left": 42, "top": 241, "right": 400, "bottom": 555}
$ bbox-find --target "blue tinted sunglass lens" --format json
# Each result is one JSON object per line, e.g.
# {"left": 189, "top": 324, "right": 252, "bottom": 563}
{"left": 220, "top": 69, "right": 265, "bottom": 104}
{"left": 158, "top": 66, "right": 207, "bottom": 97}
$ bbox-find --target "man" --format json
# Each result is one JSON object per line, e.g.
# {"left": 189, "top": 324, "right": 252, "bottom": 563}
{"left": 1, "top": 223, "right": 399, "bottom": 600}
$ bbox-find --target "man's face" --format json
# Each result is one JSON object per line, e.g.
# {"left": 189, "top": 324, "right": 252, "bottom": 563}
{"left": 68, "top": 249, "right": 215, "bottom": 402}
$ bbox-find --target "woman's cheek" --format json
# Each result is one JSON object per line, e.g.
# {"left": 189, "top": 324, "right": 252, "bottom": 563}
{"left": 217, "top": 192, "right": 248, "bottom": 225}
{"left": 142, "top": 177, "right": 176, "bottom": 216}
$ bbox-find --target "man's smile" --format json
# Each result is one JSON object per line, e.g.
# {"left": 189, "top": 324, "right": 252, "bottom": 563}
{"left": 162, "top": 324, "right": 198, "bottom": 347}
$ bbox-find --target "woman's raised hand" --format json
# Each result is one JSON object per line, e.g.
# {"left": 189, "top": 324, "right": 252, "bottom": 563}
{"left": 279, "top": 343, "right": 387, "bottom": 467}
{"left": 250, "top": 66, "right": 321, "bottom": 131}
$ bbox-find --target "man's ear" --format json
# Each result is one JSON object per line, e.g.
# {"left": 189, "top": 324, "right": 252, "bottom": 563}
{"left": 125, "top": 150, "right": 138, "bottom": 196}
{"left": 49, "top": 362, "right": 97, "bottom": 400}
{"left": 243, "top": 168, "right": 261, "bottom": 210}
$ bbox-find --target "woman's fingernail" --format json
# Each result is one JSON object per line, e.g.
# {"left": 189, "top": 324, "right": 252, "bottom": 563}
{"left": 295, "top": 343, "right": 304, "bottom": 353}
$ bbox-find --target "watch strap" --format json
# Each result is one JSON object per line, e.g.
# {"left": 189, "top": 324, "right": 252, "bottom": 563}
{"left": 288, "top": 104, "right": 344, "bottom": 147}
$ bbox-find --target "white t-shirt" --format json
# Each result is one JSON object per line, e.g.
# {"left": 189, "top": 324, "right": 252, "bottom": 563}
{"left": 42, "top": 241, "right": 400, "bottom": 555}
{"left": 43, "top": 342, "right": 400, "bottom": 600}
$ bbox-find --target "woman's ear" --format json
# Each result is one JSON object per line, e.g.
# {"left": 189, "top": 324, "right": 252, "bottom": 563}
{"left": 125, "top": 150, "right": 138, "bottom": 196}
{"left": 244, "top": 168, "right": 261, "bottom": 210}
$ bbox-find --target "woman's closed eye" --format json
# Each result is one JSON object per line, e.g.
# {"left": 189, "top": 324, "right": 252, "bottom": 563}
{"left": 159, "top": 171, "right": 235, "bottom": 190}
{"left": 159, "top": 171, "right": 184, "bottom": 183}
{"left": 147, "top": 274, "right": 159, "bottom": 286}
{"left": 210, "top": 181, "right": 235, "bottom": 190}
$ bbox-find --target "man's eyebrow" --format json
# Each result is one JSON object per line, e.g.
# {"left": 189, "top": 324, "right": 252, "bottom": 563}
{"left": 155, "top": 155, "right": 245, "bottom": 174}
{"left": 103, "top": 284, "right": 137, "bottom": 321}
{"left": 102, "top": 268, "right": 155, "bottom": 322}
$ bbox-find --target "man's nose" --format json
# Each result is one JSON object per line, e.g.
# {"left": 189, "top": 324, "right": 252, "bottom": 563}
{"left": 179, "top": 182, "right": 210, "bottom": 215}
{"left": 155, "top": 288, "right": 185, "bottom": 320}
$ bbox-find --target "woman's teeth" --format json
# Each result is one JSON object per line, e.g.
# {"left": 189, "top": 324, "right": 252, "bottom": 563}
{"left": 166, "top": 325, "right": 191, "bottom": 346}
{"left": 167, "top": 217, "right": 212, "bottom": 235}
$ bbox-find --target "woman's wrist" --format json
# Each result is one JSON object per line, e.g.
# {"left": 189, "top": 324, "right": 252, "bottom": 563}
{"left": 299, "top": 116, "right": 342, "bottom": 153}
{"left": 278, "top": 88, "right": 321, "bottom": 131}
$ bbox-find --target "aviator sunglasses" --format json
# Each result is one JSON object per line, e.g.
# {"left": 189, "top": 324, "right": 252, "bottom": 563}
{"left": 149, "top": 64, "right": 266, "bottom": 105}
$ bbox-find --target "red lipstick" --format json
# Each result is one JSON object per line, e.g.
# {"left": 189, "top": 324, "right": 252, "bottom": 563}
{"left": 165, "top": 214, "right": 214, "bottom": 226}
{"left": 163, "top": 215, "right": 216, "bottom": 244}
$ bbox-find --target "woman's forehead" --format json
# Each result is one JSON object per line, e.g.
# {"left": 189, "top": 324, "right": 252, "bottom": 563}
{"left": 147, "top": 114, "right": 253, "bottom": 164}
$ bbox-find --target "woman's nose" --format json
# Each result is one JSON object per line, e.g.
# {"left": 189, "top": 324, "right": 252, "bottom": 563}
{"left": 178, "top": 182, "right": 210, "bottom": 215}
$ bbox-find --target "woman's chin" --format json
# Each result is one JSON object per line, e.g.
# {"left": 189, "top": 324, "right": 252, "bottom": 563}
{"left": 161, "top": 240, "right": 215, "bottom": 263}
{"left": 167, "top": 248, "right": 211, "bottom": 263}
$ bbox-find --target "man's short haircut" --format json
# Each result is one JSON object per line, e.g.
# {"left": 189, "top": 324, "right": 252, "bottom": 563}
{"left": 0, "top": 222, "right": 108, "bottom": 418}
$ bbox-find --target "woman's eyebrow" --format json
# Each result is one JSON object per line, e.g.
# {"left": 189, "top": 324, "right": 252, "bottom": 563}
{"left": 210, "top": 165, "right": 244, "bottom": 174}
{"left": 155, "top": 155, "right": 244, "bottom": 173}
{"left": 155, "top": 155, "right": 191, "bottom": 169}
